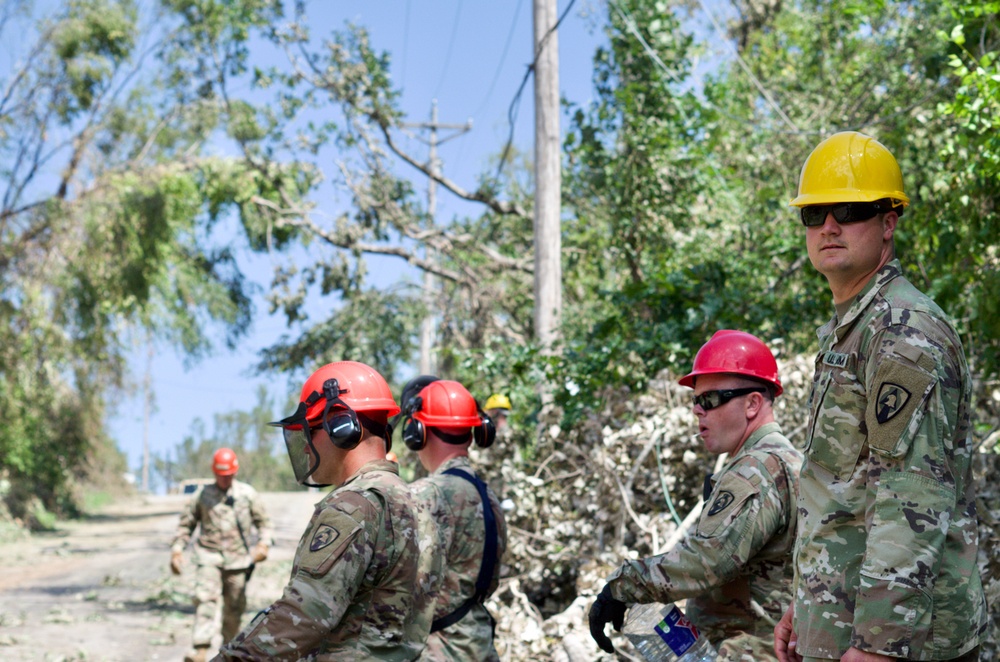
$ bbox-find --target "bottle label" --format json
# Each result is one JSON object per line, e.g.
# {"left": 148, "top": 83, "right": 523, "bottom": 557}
{"left": 653, "top": 606, "right": 699, "bottom": 656}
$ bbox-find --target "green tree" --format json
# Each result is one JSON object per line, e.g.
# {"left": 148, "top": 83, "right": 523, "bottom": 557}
{"left": 0, "top": 0, "right": 307, "bottom": 519}
{"left": 157, "top": 386, "right": 300, "bottom": 492}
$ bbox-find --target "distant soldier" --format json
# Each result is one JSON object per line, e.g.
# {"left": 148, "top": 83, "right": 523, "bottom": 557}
{"left": 403, "top": 379, "right": 508, "bottom": 661}
{"left": 590, "top": 331, "right": 803, "bottom": 660}
{"left": 170, "top": 447, "right": 272, "bottom": 662}
{"left": 483, "top": 393, "right": 512, "bottom": 433}
{"left": 215, "top": 361, "right": 431, "bottom": 660}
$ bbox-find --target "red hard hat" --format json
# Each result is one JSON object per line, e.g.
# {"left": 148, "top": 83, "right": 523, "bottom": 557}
{"left": 212, "top": 448, "right": 239, "bottom": 476}
{"left": 679, "top": 330, "right": 783, "bottom": 396}
{"left": 297, "top": 361, "right": 400, "bottom": 423}
{"left": 412, "top": 380, "right": 482, "bottom": 427}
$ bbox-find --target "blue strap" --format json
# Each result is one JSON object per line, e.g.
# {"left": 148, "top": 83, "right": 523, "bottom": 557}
{"left": 430, "top": 468, "right": 499, "bottom": 633}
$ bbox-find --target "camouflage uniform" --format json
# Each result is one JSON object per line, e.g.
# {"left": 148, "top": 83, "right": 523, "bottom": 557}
{"left": 794, "top": 259, "right": 988, "bottom": 660}
{"left": 214, "top": 460, "right": 428, "bottom": 661}
{"left": 411, "top": 456, "right": 508, "bottom": 662}
{"left": 172, "top": 479, "right": 272, "bottom": 647}
{"left": 606, "top": 422, "right": 802, "bottom": 661}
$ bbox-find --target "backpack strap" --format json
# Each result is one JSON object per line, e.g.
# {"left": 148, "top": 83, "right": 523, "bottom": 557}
{"left": 430, "top": 468, "right": 499, "bottom": 633}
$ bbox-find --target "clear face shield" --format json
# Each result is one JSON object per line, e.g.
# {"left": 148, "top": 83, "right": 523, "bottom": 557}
{"left": 270, "top": 379, "right": 354, "bottom": 488}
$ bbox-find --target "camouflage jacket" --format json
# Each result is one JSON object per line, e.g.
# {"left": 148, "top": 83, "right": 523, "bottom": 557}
{"left": 411, "top": 456, "right": 508, "bottom": 662}
{"left": 606, "top": 422, "right": 802, "bottom": 654}
{"left": 215, "top": 460, "right": 429, "bottom": 661}
{"left": 794, "top": 259, "right": 987, "bottom": 659}
{"left": 171, "top": 479, "right": 272, "bottom": 570}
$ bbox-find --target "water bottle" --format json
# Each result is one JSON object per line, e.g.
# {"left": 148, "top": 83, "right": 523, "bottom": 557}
{"left": 622, "top": 602, "right": 718, "bottom": 661}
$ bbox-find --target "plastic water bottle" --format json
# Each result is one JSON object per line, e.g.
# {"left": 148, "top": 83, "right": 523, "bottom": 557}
{"left": 622, "top": 602, "right": 718, "bottom": 661}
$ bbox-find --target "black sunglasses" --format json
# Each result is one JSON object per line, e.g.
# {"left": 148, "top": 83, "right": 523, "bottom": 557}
{"left": 693, "top": 387, "right": 766, "bottom": 411}
{"left": 800, "top": 201, "right": 892, "bottom": 227}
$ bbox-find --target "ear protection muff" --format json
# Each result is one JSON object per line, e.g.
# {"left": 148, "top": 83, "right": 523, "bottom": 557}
{"left": 402, "top": 396, "right": 427, "bottom": 451}
{"left": 321, "top": 379, "right": 364, "bottom": 450}
{"left": 474, "top": 406, "right": 496, "bottom": 448}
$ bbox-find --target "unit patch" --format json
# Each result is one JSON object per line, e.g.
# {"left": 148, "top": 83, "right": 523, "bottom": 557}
{"left": 708, "top": 490, "right": 735, "bottom": 516}
{"left": 876, "top": 382, "right": 911, "bottom": 424}
{"left": 310, "top": 523, "right": 340, "bottom": 552}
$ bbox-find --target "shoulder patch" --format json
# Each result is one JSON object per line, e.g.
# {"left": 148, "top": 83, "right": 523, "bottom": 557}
{"left": 309, "top": 523, "right": 341, "bottom": 552}
{"left": 866, "top": 355, "right": 935, "bottom": 458}
{"left": 696, "top": 471, "right": 757, "bottom": 538}
{"left": 708, "top": 491, "right": 734, "bottom": 516}
{"left": 875, "top": 382, "right": 911, "bottom": 423}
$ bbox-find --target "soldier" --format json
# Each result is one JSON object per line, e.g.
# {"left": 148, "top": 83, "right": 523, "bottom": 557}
{"left": 775, "top": 132, "right": 987, "bottom": 662}
{"left": 483, "top": 393, "right": 512, "bottom": 433}
{"left": 170, "top": 447, "right": 272, "bottom": 662}
{"left": 402, "top": 379, "right": 508, "bottom": 661}
{"left": 215, "top": 361, "right": 430, "bottom": 660}
{"left": 589, "top": 330, "right": 803, "bottom": 661}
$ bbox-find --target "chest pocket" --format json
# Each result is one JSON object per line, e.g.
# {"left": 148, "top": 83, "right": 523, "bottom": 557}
{"left": 806, "top": 349, "right": 867, "bottom": 479}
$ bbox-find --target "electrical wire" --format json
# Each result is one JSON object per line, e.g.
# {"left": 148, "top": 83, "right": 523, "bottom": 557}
{"left": 472, "top": 0, "right": 525, "bottom": 121}
{"left": 491, "top": 0, "right": 578, "bottom": 186}
{"left": 433, "top": 1, "right": 464, "bottom": 100}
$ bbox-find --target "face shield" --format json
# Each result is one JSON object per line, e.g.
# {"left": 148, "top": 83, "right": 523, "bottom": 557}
{"left": 270, "top": 379, "right": 354, "bottom": 488}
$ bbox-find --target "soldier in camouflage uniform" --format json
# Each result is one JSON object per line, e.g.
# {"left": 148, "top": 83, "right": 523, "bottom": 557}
{"left": 590, "top": 330, "right": 803, "bottom": 661}
{"left": 776, "top": 132, "right": 987, "bottom": 662}
{"left": 401, "top": 379, "right": 508, "bottom": 661}
{"left": 215, "top": 361, "right": 430, "bottom": 661}
{"left": 170, "top": 447, "right": 272, "bottom": 662}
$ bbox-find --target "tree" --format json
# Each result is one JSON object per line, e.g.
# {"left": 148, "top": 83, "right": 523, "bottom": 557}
{"left": 0, "top": 0, "right": 307, "bottom": 517}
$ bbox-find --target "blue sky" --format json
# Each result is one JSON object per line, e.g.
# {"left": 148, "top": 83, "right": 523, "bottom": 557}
{"left": 108, "top": 0, "right": 615, "bottom": 481}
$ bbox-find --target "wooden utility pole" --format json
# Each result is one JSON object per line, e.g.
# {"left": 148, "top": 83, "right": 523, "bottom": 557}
{"left": 533, "top": 0, "right": 562, "bottom": 353}
{"left": 402, "top": 101, "right": 472, "bottom": 374}
{"left": 141, "top": 340, "right": 153, "bottom": 492}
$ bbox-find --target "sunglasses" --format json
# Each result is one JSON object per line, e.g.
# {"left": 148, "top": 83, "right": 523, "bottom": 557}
{"left": 800, "top": 201, "right": 892, "bottom": 227}
{"left": 693, "top": 387, "right": 766, "bottom": 411}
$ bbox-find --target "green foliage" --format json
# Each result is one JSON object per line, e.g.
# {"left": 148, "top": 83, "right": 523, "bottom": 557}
{"left": 156, "top": 386, "right": 302, "bottom": 492}
{"left": 0, "top": 1, "right": 310, "bottom": 518}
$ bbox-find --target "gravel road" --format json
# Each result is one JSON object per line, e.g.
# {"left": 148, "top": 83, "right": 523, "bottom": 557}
{"left": 0, "top": 490, "right": 318, "bottom": 662}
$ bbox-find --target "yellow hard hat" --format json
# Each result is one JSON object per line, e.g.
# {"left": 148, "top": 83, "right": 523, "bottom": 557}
{"left": 790, "top": 131, "right": 909, "bottom": 208}
{"left": 484, "top": 393, "right": 511, "bottom": 411}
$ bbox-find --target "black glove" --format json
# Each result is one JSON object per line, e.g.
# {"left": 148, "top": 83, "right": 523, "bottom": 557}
{"left": 589, "top": 584, "right": 628, "bottom": 653}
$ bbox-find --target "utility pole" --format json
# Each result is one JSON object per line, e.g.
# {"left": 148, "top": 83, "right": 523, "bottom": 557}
{"left": 402, "top": 101, "right": 472, "bottom": 374}
{"left": 141, "top": 339, "right": 153, "bottom": 492}
{"left": 533, "top": 0, "right": 562, "bottom": 354}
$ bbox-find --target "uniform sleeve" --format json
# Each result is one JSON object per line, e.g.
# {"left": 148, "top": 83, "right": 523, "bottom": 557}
{"left": 170, "top": 491, "right": 201, "bottom": 553}
{"left": 215, "top": 497, "right": 374, "bottom": 660}
{"left": 249, "top": 489, "right": 273, "bottom": 546}
{"left": 606, "top": 460, "right": 784, "bottom": 604}
{"left": 853, "top": 325, "right": 964, "bottom": 655}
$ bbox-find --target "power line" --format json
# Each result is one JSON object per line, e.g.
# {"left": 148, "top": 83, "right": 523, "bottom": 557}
{"left": 433, "top": 1, "right": 464, "bottom": 100}
{"left": 401, "top": 0, "right": 411, "bottom": 90}
{"left": 492, "top": 0, "right": 578, "bottom": 186}
{"left": 472, "top": 0, "right": 526, "bottom": 120}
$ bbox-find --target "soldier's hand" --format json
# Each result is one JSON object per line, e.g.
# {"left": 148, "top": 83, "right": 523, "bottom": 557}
{"left": 588, "top": 584, "right": 627, "bottom": 654}
{"left": 170, "top": 551, "right": 184, "bottom": 575}
{"left": 251, "top": 542, "right": 269, "bottom": 563}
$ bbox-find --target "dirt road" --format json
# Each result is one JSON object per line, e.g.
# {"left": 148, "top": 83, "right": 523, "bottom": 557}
{"left": 0, "top": 491, "right": 319, "bottom": 662}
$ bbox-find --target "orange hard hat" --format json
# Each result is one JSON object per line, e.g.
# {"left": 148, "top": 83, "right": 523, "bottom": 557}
{"left": 212, "top": 448, "right": 239, "bottom": 476}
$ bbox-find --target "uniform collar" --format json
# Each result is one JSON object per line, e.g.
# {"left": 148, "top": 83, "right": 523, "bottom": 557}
{"left": 434, "top": 455, "right": 472, "bottom": 475}
{"left": 341, "top": 459, "right": 400, "bottom": 487}
{"left": 818, "top": 259, "right": 903, "bottom": 341}
{"left": 724, "top": 421, "right": 782, "bottom": 469}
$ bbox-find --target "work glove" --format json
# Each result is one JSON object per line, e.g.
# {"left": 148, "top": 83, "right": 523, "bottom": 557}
{"left": 251, "top": 542, "right": 269, "bottom": 563}
{"left": 170, "top": 550, "right": 184, "bottom": 575}
{"left": 588, "top": 584, "right": 627, "bottom": 653}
